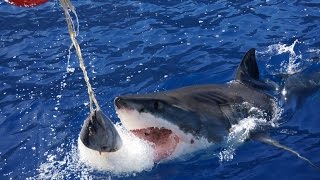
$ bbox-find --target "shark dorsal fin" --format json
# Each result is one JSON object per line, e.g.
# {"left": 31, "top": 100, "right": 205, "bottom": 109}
{"left": 235, "top": 48, "right": 259, "bottom": 84}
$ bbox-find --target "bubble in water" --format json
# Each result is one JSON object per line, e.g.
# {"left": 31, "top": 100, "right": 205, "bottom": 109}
{"left": 67, "top": 67, "right": 75, "bottom": 73}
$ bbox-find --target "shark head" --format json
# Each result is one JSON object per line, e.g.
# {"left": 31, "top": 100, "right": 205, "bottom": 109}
{"left": 114, "top": 93, "right": 213, "bottom": 160}
{"left": 115, "top": 92, "right": 218, "bottom": 160}
{"left": 79, "top": 109, "right": 122, "bottom": 154}
{"left": 114, "top": 93, "right": 203, "bottom": 140}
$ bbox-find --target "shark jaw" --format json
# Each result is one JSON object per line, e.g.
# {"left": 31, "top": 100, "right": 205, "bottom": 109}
{"left": 116, "top": 108, "right": 211, "bottom": 161}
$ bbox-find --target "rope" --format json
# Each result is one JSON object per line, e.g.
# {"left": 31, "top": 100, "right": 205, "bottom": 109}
{"left": 59, "top": 0, "right": 100, "bottom": 112}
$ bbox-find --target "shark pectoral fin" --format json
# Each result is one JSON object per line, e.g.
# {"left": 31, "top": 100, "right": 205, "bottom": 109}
{"left": 219, "top": 104, "right": 248, "bottom": 126}
{"left": 205, "top": 126, "right": 229, "bottom": 142}
{"left": 251, "top": 133, "right": 320, "bottom": 170}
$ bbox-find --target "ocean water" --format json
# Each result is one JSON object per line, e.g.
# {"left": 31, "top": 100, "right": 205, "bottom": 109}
{"left": 0, "top": 0, "right": 320, "bottom": 179}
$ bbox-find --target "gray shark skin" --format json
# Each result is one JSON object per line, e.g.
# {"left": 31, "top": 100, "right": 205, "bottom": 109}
{"left": 114, "top": 49, "right": 320, "bottom": 168}
{"left": 285, "top": 69, "right": 320, "bottom": 94}
{"left": 115, "top": 49, "right": 275, "bottom": 142}
{"left": 80, "top": 109, "right": 122, "bottom": 153}
{"left": 277, "top": 67, "right": 320, "bottom": 121}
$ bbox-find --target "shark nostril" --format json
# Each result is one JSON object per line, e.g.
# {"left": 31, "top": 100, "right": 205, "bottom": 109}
{"left": 115, "top": 97, "right": 125, "bottom": 109}
{"left": 154, "top": 101, "right": 159, "bottom": 110}
{"left": 139, "top": 108, "right": 146, "bottom": 113}
{"left": 101, "top": 146, "right": 108, "bottom": 151}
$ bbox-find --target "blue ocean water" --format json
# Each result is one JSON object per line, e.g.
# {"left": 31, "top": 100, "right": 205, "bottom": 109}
{"left": 0, "top": 0, "right": 320, "bottom": 179}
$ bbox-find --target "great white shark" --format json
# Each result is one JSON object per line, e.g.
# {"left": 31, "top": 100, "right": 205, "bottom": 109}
{"left": 114, "top": 48, "right": 319, "bottom": 167}
{"left": 115, "top": 49, "right": 274, "bottom": 143}
{"left": 79, "top": 49, "right": 319, "bottom": 168}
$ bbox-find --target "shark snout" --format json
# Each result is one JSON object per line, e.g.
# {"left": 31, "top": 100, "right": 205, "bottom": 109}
{"left": 114, "top": 97, "right": 127, "bottom": 109}
{"left": 114, "top": 96, "right": 145, "bottom": 111}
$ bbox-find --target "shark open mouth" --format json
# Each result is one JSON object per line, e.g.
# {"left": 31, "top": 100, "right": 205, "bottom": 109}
{"left": 115, "top": 98, "right": 196, "bottom": 161}
{"left": 115, "top": 109, "right": 187, "bottom": 160}
{"left": 130, "top": 127, "right": 180, "bottom": 161}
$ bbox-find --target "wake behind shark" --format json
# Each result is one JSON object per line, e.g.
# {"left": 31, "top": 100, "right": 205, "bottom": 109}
{"left": 78, "top": 49, "right": 319, "bottom": 171}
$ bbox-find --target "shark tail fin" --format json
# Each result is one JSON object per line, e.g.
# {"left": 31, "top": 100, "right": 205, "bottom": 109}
{"left": 251, "top": 133, "right": 320, "bottom": 170}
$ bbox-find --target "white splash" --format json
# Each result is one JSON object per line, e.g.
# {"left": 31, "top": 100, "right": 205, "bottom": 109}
{"left": 267, "top": 39, "right": 302, "bottom": 74}
{"left": 265, "top": 39, "right": 302, "bottom": 74}
{"left": 33, "top": 119, "right": 212, "bottom": 178}
{"left": 218, "top": 102, "right": 280, "bottom": 162}
{"left": 66, "top": 44, "right": 76, "bottom": 73}
{"left": 32, "top": 143, "right": 94, "bottom": 179}
{"left": 78, "top": 124, "right": 155, "bottom": 174}
{"left": 218, "top": 116, "right": 266, "bottom": 161}
{"left": 307, "top": 48, "right": 320, "bottom": 54}
{"left": 33, "top": 125, "right": 155, "bottom": 179}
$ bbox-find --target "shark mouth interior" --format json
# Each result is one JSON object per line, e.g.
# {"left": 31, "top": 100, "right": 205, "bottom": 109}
{"left": 115, "top": 106, "right": 194, "bottom": 161}
{"left": 130, "top": 127, "right": 180, "bottom": 161}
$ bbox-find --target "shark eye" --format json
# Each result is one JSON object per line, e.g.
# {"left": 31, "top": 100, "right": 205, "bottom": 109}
{"left": 154, "top": 101, "right": 160, "bottom": 110}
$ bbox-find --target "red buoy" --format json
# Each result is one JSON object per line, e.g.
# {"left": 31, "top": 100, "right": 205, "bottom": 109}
{"left": 6, "top": 0, "right": 48, "bottom": 7}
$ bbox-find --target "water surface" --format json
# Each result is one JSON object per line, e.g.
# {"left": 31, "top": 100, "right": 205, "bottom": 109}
{"left": 0, "top": 0, "right": 319, "bottom": 179}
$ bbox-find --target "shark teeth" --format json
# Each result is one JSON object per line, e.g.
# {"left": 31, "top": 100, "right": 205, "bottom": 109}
{"left": 131, "top": 127, "right": 180, "bottom": 161}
